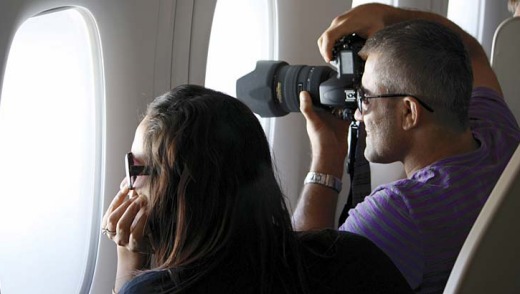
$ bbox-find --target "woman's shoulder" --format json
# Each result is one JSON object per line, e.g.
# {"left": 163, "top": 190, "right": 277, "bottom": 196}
{"left": 120, "top": 262, "right": 257, "bottom": 293}
{"left": 297, "top": 228, "right": 381, "bottom": 253}
{"left": 119, "top": 269, "right": 173, "bottom": 293}
{"left": 297, "top": 229, "right": 414, "bottom": 294}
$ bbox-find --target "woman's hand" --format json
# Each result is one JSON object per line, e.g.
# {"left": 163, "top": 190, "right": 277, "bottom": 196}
{"left": 101, "top": 181, "right": 152, "bottom": 291}
{"left": 101, "top": 184, "right": 151, "bottom": 254}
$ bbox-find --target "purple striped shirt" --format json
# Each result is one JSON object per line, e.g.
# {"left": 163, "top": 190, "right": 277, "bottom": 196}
{"left": 340, "top": 87, "right": 520, "bottom": 293}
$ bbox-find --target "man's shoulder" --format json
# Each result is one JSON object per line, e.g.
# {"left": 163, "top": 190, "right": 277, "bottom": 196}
{"left": 471, "top": 86, "right": 502, "bottom": 99}
{"left": 363, "top": 166, "right": 469, "bottom": 214}
{"left": 341, "top": 179, "right": 418, "bottom": 226}
{"left": 369, "top": 178, "right": 422, "bottom": 203}
{"left": 470, "top": 86, "right": 519, "bottom": 131}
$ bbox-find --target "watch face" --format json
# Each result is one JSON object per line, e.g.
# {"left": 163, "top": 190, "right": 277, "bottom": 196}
{"left": 305, "top": 172, "right": 342, "bottom": 193}
{"left": 311, "top": 173, "right": 324, "bottom": 182}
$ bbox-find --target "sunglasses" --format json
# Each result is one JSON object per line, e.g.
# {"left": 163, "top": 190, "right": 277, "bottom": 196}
{"left": 357, "top": 87, "right": 434, "bottom": 114}
{"left": 125, "top": 152, "right": 150, "bottom": 190}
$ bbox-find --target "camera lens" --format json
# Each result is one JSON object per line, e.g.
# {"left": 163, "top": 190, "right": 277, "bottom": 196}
{"left": 276, "top": 65, "right": 334, "bottom": 113}
{"left": 237, "top": 61, "right": 334, "bottom": 117}
{"left": 237, "top": 34, "right": 365, "bottom": 119}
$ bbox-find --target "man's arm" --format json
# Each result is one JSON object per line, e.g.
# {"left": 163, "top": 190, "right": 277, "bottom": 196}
{"left": 293, "top": 3, "right": 505, "bottom": 232}
{"left": 318, "top": 3, "right": 502, "bottom": 95}
{"left": 292, "top": 91, "right": 349, "bottom": 231}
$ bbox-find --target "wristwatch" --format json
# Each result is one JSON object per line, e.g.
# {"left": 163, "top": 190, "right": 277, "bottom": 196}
{"left": 304, "top": 171, "right": 342, "bottom": 193}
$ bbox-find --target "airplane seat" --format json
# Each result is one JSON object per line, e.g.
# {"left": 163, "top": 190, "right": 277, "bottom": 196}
{"left": 490, "top": 16, "right": 520, "bottom": 124}
{"left": 443, "top": 143, "right": 520, "bottom": 294}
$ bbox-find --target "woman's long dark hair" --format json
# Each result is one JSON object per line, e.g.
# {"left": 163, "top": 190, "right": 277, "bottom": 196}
{"left": 141, "top": 84, "right": 307, "bottom": 293}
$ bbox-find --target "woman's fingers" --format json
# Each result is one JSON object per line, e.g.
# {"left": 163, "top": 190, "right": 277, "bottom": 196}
{"left": 129, "top": 202, "right": 151, "bottom": 253}
{"left": 113, "top": 198, "right": 141, "bottom": 246}
{"left": 101, "top": 187, "right": 130, "bottom": 232}
{"left": 102, "top": 176, "right": 152, "bottom": 253}
{"left": 102, "top": 193, "right": 152, "bottom": 253}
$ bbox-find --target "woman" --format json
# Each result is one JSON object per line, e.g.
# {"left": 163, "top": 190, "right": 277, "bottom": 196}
{"left": 101, "top": 84, "right": 412, "bottom": 293}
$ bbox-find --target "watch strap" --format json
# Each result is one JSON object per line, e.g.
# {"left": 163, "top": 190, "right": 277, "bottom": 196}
{"left": 304, "top": 171, "right": 342, "bottom": 193}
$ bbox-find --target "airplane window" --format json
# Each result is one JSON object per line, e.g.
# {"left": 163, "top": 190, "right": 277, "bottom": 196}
{"left": 0, "top": 8, "right": 103, "bottom": 293}
{"left": 447, "top": 0, "right": 480, "bottom": 40}
{"left": 205, "top": 0, "right": 275, "bottom": 133}
{"left": 352, "top": 0, "right": 394, "bottom": 7}
{"left": 206, "top": 0, "right": 275, "bottom": 97}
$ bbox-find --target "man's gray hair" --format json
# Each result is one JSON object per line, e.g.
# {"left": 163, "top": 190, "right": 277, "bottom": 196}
{"left": 359, "top": 20, "right": 473, "bottom": 131}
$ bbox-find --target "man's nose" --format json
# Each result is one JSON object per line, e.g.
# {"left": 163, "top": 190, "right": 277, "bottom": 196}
{"left": 354, "top": 108, "right": 363, "bottom": 122}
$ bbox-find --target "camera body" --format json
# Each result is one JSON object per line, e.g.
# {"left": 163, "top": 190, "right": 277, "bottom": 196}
{"left": 236, "top": 33, "right": 365, "bottom": 120}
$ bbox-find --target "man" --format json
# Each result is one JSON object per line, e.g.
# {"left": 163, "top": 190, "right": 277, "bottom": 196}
{"left": 293, "top": 3, "right": 520, "bottom": 293}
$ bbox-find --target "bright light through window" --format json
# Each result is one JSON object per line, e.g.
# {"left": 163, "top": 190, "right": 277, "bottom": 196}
{"left": 352, "top": 0, "right": 393, "bottom": 7}
{"left": 0, "top": 8, "right": 103, "bottom": 294}
{"left": 447, "top": 0, "right": 480, "bottom": 40}
{"left": 205, "top": 0, "right": 274, "bottom": 97}
{"left": 205, "top": 0, "right": 275, "bottom": 135}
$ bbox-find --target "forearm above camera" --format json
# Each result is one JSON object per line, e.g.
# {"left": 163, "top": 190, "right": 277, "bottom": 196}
{"left": 389, "top": 6, "right": 502, "bottom": 95}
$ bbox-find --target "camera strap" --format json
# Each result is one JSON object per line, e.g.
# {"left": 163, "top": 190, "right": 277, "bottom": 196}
{"left": 347, "top": 122, "right": 359, "bottom": 176}
{"left": 338, "top": 121, "right": 372, "bottom": 226}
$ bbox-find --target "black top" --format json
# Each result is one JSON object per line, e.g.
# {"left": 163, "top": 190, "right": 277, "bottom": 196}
{"left": 120, "top": 230, "right": 413, "bottom": 294}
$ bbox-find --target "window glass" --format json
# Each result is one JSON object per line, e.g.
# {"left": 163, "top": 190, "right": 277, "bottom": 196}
{"left": 205, "top": 0, "right": 275, "bottom": 135}
{"left": 205, "top": 0, "right": 274, "bottom": 97}
{"left": 447, "top": 0, "right": 480, "bottom": 40}
{"left": 352, "top": 0, "right": 394, "bottom": 7}
{"left": 0, "top": 8, "right": 102, "bottom": 293}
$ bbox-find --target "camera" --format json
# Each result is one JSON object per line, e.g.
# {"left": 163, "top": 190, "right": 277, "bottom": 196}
{"left": 236, "top": 33, "right": 366, "bottom": 121}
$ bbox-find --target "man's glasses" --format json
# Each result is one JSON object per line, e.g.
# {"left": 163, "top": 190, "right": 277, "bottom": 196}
{"left": 357, "top": 87, "right": 434, "bottom": 114}
{"left": 125, "top": 152, "right": 150, "bottom": 190}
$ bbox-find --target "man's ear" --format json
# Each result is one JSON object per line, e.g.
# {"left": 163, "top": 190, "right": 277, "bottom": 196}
{"left": 401, "top": 97, "right": 420, "bottom": 131}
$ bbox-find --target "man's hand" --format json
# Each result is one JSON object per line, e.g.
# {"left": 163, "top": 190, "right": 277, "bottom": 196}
{"left": 292, "top": 91, "right": 350, "bottom": 231}
{"left": 299, "top": 91, "right": 350, "bottom": 176}
{"left": 318, "top": 4, "right": 396, "bottom": 62}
